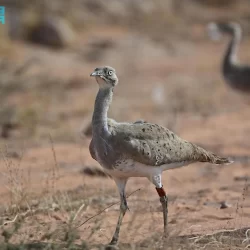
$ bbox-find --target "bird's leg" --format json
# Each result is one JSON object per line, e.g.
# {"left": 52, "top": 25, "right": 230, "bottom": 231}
{"left": 156, "top": 186, "right": 168, "bottom": 237}
{"left": 109, "top": 178, "right": 128, "bottom": 246}
{"left": 109, "top": 193, "right": 128, "bottom": 245}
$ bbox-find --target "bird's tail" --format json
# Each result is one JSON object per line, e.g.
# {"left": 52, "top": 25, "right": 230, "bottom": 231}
{"left": 194, "top": 144, "right": 233, "bottom": 165}
{"left": 207, "top": 153, "right": 234, "bottom": 165}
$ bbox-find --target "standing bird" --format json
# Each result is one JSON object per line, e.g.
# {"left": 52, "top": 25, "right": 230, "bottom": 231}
{"left": 89, "top": 66, "right": 232, "bottom": 246}
{"left": 207, "top": 22, "right": 250, "bottom": 92}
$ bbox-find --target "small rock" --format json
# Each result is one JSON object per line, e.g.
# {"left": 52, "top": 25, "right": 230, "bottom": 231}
{"left": 27, "top": 16, "right": 75, "bottom": 48}
{"left": 5, "top": 151, "right": 21, "bottom": 159}
{"left": 220, "top": 201, "right": 231, "bottom": 209}
{"left": 52, "top": 203, "right": 59, "bottom": 211}
{"left": 234, "top": 176, "right": 250, "bottom": 182}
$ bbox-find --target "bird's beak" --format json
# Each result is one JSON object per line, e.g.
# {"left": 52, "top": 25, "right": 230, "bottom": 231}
{"left": 90, "top": 71, "right": 98, "bottom": 77}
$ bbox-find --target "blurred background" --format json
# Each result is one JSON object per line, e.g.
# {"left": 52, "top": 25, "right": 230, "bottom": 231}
{"left": 0, "top": 0, "right": 250, "bottom": 140}
{"left": 0, "top": 0, "right": 250, "bottom": 142}
{"left": 0, "top": 0, "right": 250, "bottom": 248}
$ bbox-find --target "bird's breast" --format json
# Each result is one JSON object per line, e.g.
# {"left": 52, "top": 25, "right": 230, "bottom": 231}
{"left": 92, "top": 138, "right": 118, "bottom": 170}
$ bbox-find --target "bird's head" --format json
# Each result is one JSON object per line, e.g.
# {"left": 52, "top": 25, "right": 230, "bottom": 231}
{"left": 207, "top": 22, "right": 242, "bottom": 41}
{"left": 90, "top": 66, "right": 118, "bottom": 89}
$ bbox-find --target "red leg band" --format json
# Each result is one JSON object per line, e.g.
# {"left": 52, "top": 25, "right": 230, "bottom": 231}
{"left": 156, "top": 186, "right": 166, "bottom": 197}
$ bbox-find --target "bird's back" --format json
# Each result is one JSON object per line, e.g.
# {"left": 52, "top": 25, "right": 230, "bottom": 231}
{"left": 108, "top": 121, "right": 232, "bottom": 167}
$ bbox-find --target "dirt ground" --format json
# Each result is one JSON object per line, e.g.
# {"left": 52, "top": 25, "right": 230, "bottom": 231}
{"left": 0, "top": 2, "right": 250, "bottom": 249}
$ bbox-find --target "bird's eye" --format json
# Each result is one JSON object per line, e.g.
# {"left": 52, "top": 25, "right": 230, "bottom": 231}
{"left": 108, "top": 71, "right": 113, "bottom": 76}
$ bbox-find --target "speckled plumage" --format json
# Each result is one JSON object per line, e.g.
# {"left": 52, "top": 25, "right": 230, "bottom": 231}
{"left": 90, "top": 118, "right": 231, "bottom": 173}
{"left": 89, "top": 118, "right": 146, "bottom": 162}
{"left": 89, "top": 66, "right": 232, "bottom": 246}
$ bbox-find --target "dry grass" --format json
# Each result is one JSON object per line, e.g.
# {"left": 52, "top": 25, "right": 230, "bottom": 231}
{"left": 0, "top": 144, "right": 249, "bottom": 250}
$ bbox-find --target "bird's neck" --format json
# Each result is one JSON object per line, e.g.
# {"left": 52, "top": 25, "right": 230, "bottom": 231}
{"left": 223, "top": 26, "right": 242, "bottom": 67}
{"left": 92, "top": 87, "right": 113, "bottom": 136}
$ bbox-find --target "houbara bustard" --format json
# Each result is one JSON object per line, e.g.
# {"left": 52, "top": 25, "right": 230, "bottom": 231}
{"left": 89, "top": 66, "right": 233, "bottom": 247}
{"left": 208, "top": 22, "right": 250, "bottom": 92}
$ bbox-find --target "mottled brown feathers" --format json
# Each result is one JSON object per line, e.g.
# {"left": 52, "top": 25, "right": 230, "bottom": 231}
{"left": 91, "top": 119, "right": 232, "bottom": 167}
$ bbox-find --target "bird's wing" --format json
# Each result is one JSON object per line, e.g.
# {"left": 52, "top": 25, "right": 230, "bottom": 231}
{"left": 110, "top": 122, "right": 231, "bottom": 166}
{"left": 89, "top": 119, "right": 146, "bottom": 161}
{"left": 107, "top": 118, "right": 146, "bottom": 133}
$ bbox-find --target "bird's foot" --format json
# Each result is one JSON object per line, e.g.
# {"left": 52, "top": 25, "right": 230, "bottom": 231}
{"left": 162, "top": 231, "right": 169, "bottom": 244}
{"left": 108, "top": 237, "right": 118, "bottom": 246}
{"left": 105, "top": 239, "right": 119, "bottom": 250}
{"left": 104, "top": 244, "right": 119, "bottom": 250}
